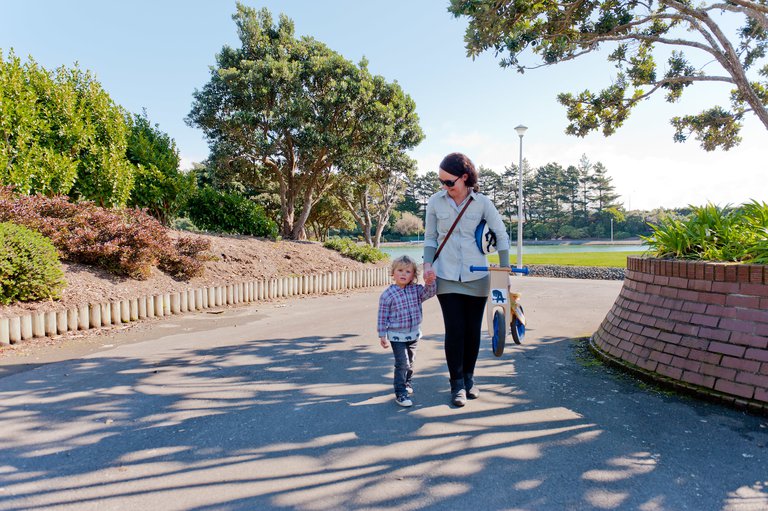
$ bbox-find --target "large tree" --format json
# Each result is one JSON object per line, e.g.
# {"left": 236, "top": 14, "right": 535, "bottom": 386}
{"left": 449, "top": 0, "right": 768, "bottom": 150}
{"left": 187, "top": 4, "right": 422, "bottom": 239}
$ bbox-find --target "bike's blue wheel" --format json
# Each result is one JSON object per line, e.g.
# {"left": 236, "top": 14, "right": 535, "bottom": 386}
{"left": 492, "top": 310, "right": 506, "bottom": 357}
{"left": 511, "top": 305, "right": 525, "bottom": 345}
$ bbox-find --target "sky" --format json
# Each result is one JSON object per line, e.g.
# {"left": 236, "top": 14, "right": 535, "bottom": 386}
{"left": 1, "top": 0, "right": 765, "bottom": 211}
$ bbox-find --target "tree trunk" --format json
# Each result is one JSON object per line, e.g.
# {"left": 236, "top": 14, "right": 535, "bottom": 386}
{"left": 291, "top": 192, "right": 314, "bottom": 241}
{"left": 373, "top": 220, "right": 386, "bottom": 248}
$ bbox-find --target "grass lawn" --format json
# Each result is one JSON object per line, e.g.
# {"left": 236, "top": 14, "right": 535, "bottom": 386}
{"left": 487, "top": 251, "right": 645, "bottom": 268}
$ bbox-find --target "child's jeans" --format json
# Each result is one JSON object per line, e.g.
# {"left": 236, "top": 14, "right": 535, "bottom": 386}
{"left": 390, "top": 340, "right": 418, "bottom": 397}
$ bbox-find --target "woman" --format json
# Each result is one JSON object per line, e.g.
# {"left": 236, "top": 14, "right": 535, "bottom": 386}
{"left": 422, "top": 152, "right": 510, "bottom": 407}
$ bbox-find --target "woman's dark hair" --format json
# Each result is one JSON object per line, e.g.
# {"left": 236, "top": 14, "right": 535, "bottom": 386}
{"left": 439, "top": 152, "right": 479, "bottom": 191}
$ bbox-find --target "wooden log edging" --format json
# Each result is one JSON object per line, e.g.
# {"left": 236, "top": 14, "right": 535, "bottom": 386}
{"left": 0, "top": 267, "right": 390, "bottom": 346}
{"left": 592, "top": 257, "right": 768, "bottom": 414}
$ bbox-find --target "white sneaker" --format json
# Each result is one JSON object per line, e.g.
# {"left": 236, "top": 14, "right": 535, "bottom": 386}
{"left": 396, "top": 395, "right": 413, "bottom": 407}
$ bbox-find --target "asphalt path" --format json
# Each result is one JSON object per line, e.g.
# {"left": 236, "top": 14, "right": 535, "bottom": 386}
{"left": 0, "top": 277, "right": 766, "bottom": 510}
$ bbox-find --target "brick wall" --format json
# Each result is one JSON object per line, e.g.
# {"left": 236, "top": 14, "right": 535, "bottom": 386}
{"left": 592, "top": 257, "right": 768, "bottom": 412}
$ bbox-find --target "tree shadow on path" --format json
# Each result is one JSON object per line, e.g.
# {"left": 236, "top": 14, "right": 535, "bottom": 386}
{"left": 0, "top": 325, "right": 766, "bottom": 510}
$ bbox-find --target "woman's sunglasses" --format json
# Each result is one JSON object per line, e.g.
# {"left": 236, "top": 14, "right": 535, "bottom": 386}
{"left": 439, "top": 177, "right": 459, "bottom": 187}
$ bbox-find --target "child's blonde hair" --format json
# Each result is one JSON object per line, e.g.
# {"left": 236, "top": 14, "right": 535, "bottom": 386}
{"left": 390, "top": 255, "right": 419, "bottom": 283}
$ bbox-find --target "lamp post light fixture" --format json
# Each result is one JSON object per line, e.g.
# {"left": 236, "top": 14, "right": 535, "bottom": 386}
{"left": 514, "top": 124, "right": 527, "bottom": 269}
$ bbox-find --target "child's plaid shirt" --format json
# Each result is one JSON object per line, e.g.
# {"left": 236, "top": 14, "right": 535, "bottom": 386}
{"left": 377, "top": 281, "right": 437, "bottom": 338}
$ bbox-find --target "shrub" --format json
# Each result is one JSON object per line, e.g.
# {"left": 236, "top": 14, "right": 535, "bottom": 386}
{"left": 0, "top": 187, "right": 211, "bottom": 280}
{"left": 0, "top": 50, "right": 134, "bottom": 207}
{"left": 172, "top": 217, "right": 199, "bottom": 232}
{"left": 613, "top": 231, "right": 632, "bottom": 240}
{"left": 0, "top": 222, "right": 65, "bottom": 304}
{"left": 557, "top": 225, "right": 590, "bottom": 239}
{"left": 643, "top": 201, "right": 768, "bottom": 263}
{"left": 159, "top": 236, "right": 214, "bottom": 279}
{"left": 185, "top": 187, "right": 278, "bottom": 238}
{"left": 393, "top": 212, "right": 423, "bottom": 236}
{"left": 323, "top": 237, "right": 387, "bottom": 263}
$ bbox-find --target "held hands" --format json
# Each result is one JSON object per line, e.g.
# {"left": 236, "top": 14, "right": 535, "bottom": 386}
{"left": 380, "top": 336, "right": 390, "bottom": 349}
{"left": 423, "top": 263, "right": 436, "bottom": 285}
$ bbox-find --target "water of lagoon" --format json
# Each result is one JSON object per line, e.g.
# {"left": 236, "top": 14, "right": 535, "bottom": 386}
{"left": 380, "top": 242, "right": 647, "bottom": 261}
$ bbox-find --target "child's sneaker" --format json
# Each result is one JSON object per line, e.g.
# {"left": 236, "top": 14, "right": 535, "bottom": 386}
{"left": 405, "top": 384, "right": 414, "bottom": 395}
{"left": 396, "top": 395, "right": 412, "bottom": 407}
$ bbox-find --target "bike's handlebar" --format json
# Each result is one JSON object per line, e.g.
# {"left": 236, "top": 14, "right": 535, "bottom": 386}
{"left": 469, "top": 265, "right": 529, "bottom": 275}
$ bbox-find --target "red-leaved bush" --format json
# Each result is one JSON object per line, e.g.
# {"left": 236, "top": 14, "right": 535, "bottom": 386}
{"left": 0, "top": 187, "right": 211, "bottom": 280}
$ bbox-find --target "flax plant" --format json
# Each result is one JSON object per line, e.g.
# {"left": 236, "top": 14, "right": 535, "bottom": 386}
{"left": 643, "top": 201, "right": 768, "bottom": 263}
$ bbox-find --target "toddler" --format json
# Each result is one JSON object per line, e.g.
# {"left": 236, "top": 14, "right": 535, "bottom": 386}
{"left": 377, "top": 255, "right": 437, "bottom": 407}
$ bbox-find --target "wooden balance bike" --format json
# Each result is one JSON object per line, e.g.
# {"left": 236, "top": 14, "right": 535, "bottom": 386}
{"left": 469, "top": 265, "right": 529, "bottom": 357}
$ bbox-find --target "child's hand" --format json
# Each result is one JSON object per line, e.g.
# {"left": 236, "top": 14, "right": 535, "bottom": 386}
{"left": 379, "top": 336, "right": 390, "bottom": 348}
{"left": 424, "top": 271, "right": 436, "bottom": 285}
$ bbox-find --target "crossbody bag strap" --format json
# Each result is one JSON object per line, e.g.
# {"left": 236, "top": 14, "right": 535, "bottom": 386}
{"left": 433, "top": 196, "right": 474, "bottom": 261}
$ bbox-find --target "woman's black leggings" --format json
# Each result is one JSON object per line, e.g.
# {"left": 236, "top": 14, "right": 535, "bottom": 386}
{"left": 437, "top": 293, "right": 488, "bottom": 381}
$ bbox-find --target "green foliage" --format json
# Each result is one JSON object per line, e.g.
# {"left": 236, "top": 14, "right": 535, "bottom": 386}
{"left": 172, "top": 217, "right": 199, "bottom": 232}
{"left": 0, "top": 187, "right": 210, "bottom": 280}
{"left": 323, "top": 237, "right": 387, "bottom": 263}
{"left": 185, "top": 187, "right": 278, "bottom": 238}
{"left": 126, "top": 111, "right": 195, "bottom": 224}
{"left": 671, "top": 107, "right": 742, "bottom": 151}
{"left": 643, "top": 201, "right": 768, "bottom": 263}
{"left": 187, "top": 5, "right": 423, "bottom": 239}
{"left": 557, "top": 225, "right": 590, "bottom": 239}
{"left": 0, "top": 222, "right": 65, "bottom": 304}
{"left": 0, "top": 49, "right": 135, "bottom": 206}
{"left": 614, "top": 231, "right": 632, "bottom": 240}
{"left": 449, "top": 0, "right": 768, "bottom": 150}
{"left": 307, "top": 195, "right": 355, "bottom": 242}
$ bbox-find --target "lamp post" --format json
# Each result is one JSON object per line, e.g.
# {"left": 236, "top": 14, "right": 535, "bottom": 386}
{"left": 514, "top": 124, "right": 527, "bottom": 269}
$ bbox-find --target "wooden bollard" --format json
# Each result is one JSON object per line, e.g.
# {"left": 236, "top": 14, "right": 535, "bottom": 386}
{"left": 56, "top": 310, "right": 68, "bottom": 334}
{"left": 78, "top": 304, "right": 89, "bottom": 329}
{"left": 67, "top": 307, "right": 78, "bottom": 331}
{"left": 101, "top": 302, "right": 112, "bottom": 326}
{"left": 154, "top": 294, "right": 164, "bottom": 317}
{"left": 130, "top": 298, "right": 139, "bottom": 321}
{"left": 45, "top": 309, "right": 59, "bottom": 334}
{"left": 90, "top": 304, "right": 101, "bottom": 328}
{"left": 0, "top": 318, "right": 10, "bottom": 345}
{"left": 9, "top": 317, "right": 21, "bottom": 343}
{"left": 32, "top": 312, "right": 45, "bottom": 338}
{"left": 111, "top": 301, "right": 121, "bottom": 325}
